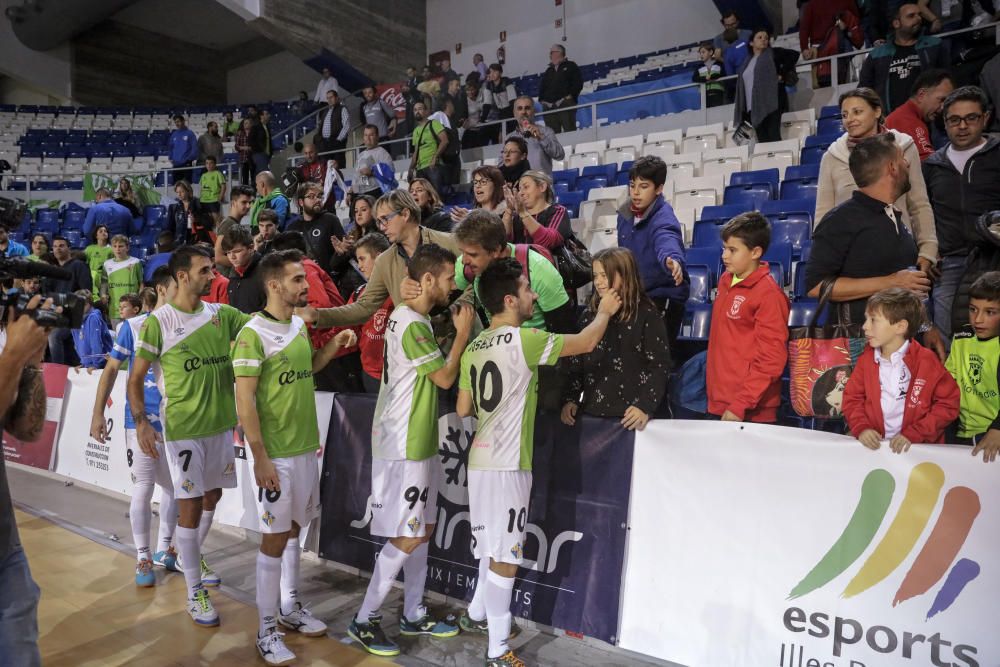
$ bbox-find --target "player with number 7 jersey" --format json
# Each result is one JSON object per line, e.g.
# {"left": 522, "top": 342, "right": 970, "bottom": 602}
{"left": 456, "top": 258, "right": 621, "bottom": 667}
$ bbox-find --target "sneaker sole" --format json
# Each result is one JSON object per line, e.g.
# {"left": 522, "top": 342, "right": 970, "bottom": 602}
{"left": 346, "top": 628, "right": 400, "bottom": 657}
{"left": 278, "top": 618, "right": 327, "bottom": 637}
{"left": 135, "top": 580, "right": 155, "bottom": 588}
{"left": 192, "top": 616, "right": 220, "bottom": 628}
{"left": 202, "top": 580, "right": 221, "bottom": 588}
{"left": 256, "top": 649, "right": 295, "bottom": 667}
{"left": 399, "top": 625, "right": 460, "bottom": 638}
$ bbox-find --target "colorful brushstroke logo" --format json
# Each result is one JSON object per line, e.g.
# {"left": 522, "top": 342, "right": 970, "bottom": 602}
{"left": 789, "top": 462, "right": 981, "bottom": 619}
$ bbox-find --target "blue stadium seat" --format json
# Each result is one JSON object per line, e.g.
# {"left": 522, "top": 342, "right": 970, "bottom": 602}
{"left": 730, "top": 168, "right": 779, "bottom": 197}
{"left": 817, "top": 117, "right": 844, "bottom": 135}
{"left": 699, "top": 204, "right": 744, "bottom": 225}
{"left": 63, "top": 230, "right": 83, "bottom": 248}
{"left": 771, "top": 219, "right": 811, "bottom": 256}
{"left": 788, "top": 300, "right": 827, "bottom": 327}
{"left": 575, "top": 176, "right": 608, "bottom": 198}
{"left": 768, "top": 263, "right": 785, "bottom": 287}
{"left": 63, "top": 209, "right": 85, "bottom": 229}
{"left": 780, "top": 178, "right": 818, "bottom": 201}
{"left": 761, "top": 199, "right": 815, "bottom": 229}
{"left": 581, "top": 164, "right": 616, "bottom": 183}
{"left": 800, "top": 146, "right": 826, "bottom": 165}
{"left": 686, "top": 246, "right": 722, "bottom": 281}
{"left": 723, "top": 184, "right": 772, "bottom": 210}
{"left": 557, "top": 191, "right": 585, "bottom": 218}
{"left": 785, "top": 164, "right": 820, "bottom": 181}
{"left": 678, "top": 303, "right": 713, "bottom": 341}
{"left": 144, "top": 205, "right": 167, "bottom": 228}
{"left": 61, "top": 181, "right": 84, "bottom": 190}
{"left": 553, "top": 168, "right": 578, "bottom": 190}
{"left": 763, "top": 242, "right": 793, "bottom": 283}
{"left": 615, "top": 171, "right": 630, "bottom": 186}
{"left": 35, "top": 208, "right": 60, "bottom": 226}
{"left": 553, "top": 181, "right": 571, "bottom": 195}
{"left": 687, "top": 265, "right": 712, "bottom": 303}
{"left": 793, "top": 262, "right": 811, "bottom": 300}
{"left": 691, "top": 221, "right": 723, "bottom": 249}
{"left": 819, "top": 105, "right": 840, "bottom": 119}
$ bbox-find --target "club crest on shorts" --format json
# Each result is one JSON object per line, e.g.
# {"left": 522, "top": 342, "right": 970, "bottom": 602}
{"left": 510, "top": 542, "right": 523, "bottom": 559}
{"left": 407, "top": 517, "right": 421, "bottom": 534}
{"left": 182, "top": 478, "right": 195, "bottom": 493}
{"left": 261, "top": 510, "right": 276, "bottom": 527}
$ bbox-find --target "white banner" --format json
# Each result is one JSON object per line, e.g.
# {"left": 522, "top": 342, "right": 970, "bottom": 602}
{"left": 620, "top": 421, "right": 999, "bottom": 667}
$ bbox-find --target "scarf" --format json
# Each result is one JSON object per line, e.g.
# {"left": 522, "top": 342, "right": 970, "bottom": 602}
{"left": 249, "top": 187, "right": 284, "bottom": 231}
{"left": 499, "top": 159, "right": 530, "bottom": 186}
{"left": 846, "top": 124, "right": 887, "bottom": 151}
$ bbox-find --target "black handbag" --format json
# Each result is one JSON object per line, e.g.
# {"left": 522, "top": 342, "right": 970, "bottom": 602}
{"left": 554, "top": 234, "right": 593, "bottom": 289}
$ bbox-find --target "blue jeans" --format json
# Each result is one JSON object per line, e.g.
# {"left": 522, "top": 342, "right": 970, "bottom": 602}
{"left": 932, "top": 255, "right": 967, "bottom": 349}
{"left": 0, "top": 547, "right": 41, "bottom": 667}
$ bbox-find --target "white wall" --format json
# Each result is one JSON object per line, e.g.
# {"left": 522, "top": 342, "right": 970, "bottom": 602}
{"left": 0, "top": 13, "right": 72, "bottom": 103}
{"left": 426, "top": 0, "right": 722, "bottom": 78}
{"left": 227, "top": 51, "right": 321, "bottom": 104}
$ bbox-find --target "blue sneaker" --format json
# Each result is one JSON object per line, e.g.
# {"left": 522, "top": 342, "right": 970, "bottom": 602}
{"left": 135, "top": 559, "right": 155, "bottom": 587}
{"left": 399, "top": 608, "right": 460, "bottom": 638}
{"left": 152, "top": 547, "right": 180, "bottom": 572}
{"left": 347, "top": 615, "right": 400, "bottom": 657}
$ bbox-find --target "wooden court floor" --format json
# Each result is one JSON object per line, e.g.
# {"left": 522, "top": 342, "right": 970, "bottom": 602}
{"left": 16, "top": 509, "right": 387, "bottom": 667}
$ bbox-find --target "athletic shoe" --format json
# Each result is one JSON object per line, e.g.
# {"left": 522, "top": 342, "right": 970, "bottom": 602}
{"left": 187, "top": 588, "right": 219, "bottom": 627}
{"left": 486, "top": 650, "right": 526, "bottom": 667}
{"left": 399, "top": 608, "right": 460, "bottom": 638}
{"left": 347, "top": 615, "right": 400, "bottom": 657}
{"left": 459, "top": 611, "right": 521, "bottom": 638}
{"left": 278, "top": 601, "right": 327, "bottom": 637}
{"left": 152, "top": 547, "right": 180, "bottom": 572}
{"left": 256, "top": 628, "right": 296, "bottom": 666}
{"left": 135, "top": 559, "right": 155, "bottom": 587}
{"left": 200, "top": 556, "right": 221, "bottom": 587}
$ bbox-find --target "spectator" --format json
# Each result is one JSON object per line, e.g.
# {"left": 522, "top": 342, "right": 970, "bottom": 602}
{"left": 221, "top": 225, "right": 265, "bottom": 314}
{"left": 256, "top": 109, "right": 275, "bottom": 173}
{"left": 404, "top": 66, "right": 420, "bottom": 97}
{"left": 815, "top": 88, "right": 938, "bottom": 272}
{"left": 946, "top": 271, "right": 1000, "bottom": 448}
{"left": 214, "top": 184, "right": 255, "bottom": 270}
{"left": 923, "top": 85, "right": 1000, "bottom": 342}
{"left": 707, "top": 213, "right": 790, "bottom": 423}
{"left": 799, "top": 0, "right": 864, "bottom": 87}
{"left": 116, "top": 293, "right": 142, "bottom": 329}
{"left": 83, "top": 225, "right": 112, "bottom": 301}
{"left": 296, "top": 143, "right": 328, "bottom": 201}
{"left": 83, "top": 187, "right": 137, "bottom": 238}
{"left": 292, "top": 90, "right": 312, "bottom": 117}
{"left": 198, "top": 156, "right": 227, "bottom": 216}
{"left": 253, "top": 210, "right": 279, "bottom": 256}
{"left": 859, "top": 3, "right": 948, "bottom": 113}
{"left": 286, "top": 182, "right": 346, "bottom": 273}
{"left": 472, "top": 53, "right": 488, "bottom": 82}
{"left": 462, "top": 80, "right": 488, "bottom": 149}
{"left": 314, "top": 66, "right": 339, "bottom": 103}
{"left": 482, "top": 64, "right": 518, "bottom": 141}
{"left": 143, "top": 231, "right": 175, "bottom": 283}
{"left": 409, "top": 178, "right": 452, "bottom": 232}
{"left": 507, "top": 96, "right": 565, "bottom": 175}
{"left": 981, "top": 51, "right": 1000, "bottom": 131}
{"left": 47, "top": 236, "right": 92, "bottom": 365}
{"left": 498, "top": 135, "right": 531, "bottom": 187}
{"left": 348, "top": 232, "right": 394, "bottom": 393}
{"left": 417, "top": 64, "right": 441, "bottom": 104}
{"left": 222, "top": 111, "right": 240, "bottom": 140}
{"left": 538, "top": 44, "right": 583, "bottom": 134}
{"left": 20, "top": 276, "right": 41, "bottom": 297}
{"left": 713, "top": 10, "right": 753, "bottom": 54}
{"left": 407, "top": 101, "right": 449, "bottom": 195}
{"left": 245, "top": 104, "right": 260, "bottom": 122}
{"left": 102, "top": 235, "right": 142, "bottom": 325}
{"left": 71, "top": 289, "right": 113, "bottom": 369}
{"left": 352, "top": 125, "right": 393, "bottom": 200}
{"left": 250, "top": 171, "right": 290, "bottom": 231}
{"left": 235, "top": 117, "right": 254, "bottom": 185}
{"left": 115, "top": 177, "right": 141, "bottom": 217}
{"left": 28, "top": 232, "right": 53, "bottom": 264}
{"left": 361, "top": 86, "right": 397, "bottom": 142}
{"left": 315, "top": 89, "right": 350, "bottom": 169}
{"left": 733, "top": 28, "right": 800, "bottom": 144}
{"left": 439, "top": 57, "right": 460, "bottom": 83}
{"left": 503, "top": 170, "right": 572, "bottom": 252}
{"left": 560, "top": 247, "right": 669, "bottom": 429}
{"left": 450, "top": 165, "right": 507, "bottom": 226}
{"left": 0, "top": 222, "right": 28, "bottom": 258}
{"left": 345, "top": 195, "right": 382, "bottom": 245}
{"left": 168, "top": 180, "right": 208, "bottom": 245}
{"left": 843, "top": 287, "right": 959, "bottom": 449}
{"left": 168, "top": 114, "right": 198, "bottom": 184}
{"left": 441, "top": 78, "right": 468, "bottom": 129}
{"left": 885, "top": 68, "right": 955, "bottom": 160}
{"left": 693, "top": 42, "right": 726, "bottom": 108}
{"left": 198, "top": 121, "right": 223, "bottom": 165}
{"left": 806, "top": 133, "right": 934, "bottom": 331}
{"left": 616, "top": 157, "right": 689, "bottom": 348}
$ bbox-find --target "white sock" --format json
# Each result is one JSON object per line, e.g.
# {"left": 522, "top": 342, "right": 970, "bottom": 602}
{"left": 175, "top": 525, "right": 203, "bottom": 598}
{"left": 485, "top": 569, "right": 515, "bottom": 659}
{"left": 256, "top": 552, "right": 281, "bottom": 637}
{"left": 130, "top": 481, "right": 153, "bottom": 561}
{"left": 279, "top": 538, "right": 301, "bottom": 613}
{"left": 156, "top": 487, "right": 177, "bottom": 553}
{"left": 356, "top": 542, "right": 409, "bottom": 621}
{"left": 402, "top": 541, "right": 428, "bottom": 621}
{"left": 198, "top": 509, "right": 215, "bottom": 548}
{"left": 467, "top": 558, "right": 490, "bottom": 622}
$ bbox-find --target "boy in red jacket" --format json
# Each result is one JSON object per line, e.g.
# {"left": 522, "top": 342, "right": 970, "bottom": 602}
{"left": 348, "top": 232, "right": 394, "bottom": 394}
{"left": 707, "top": 212, "right": 790, "bottom": 422}
{"left": 843, "top": 288, "right": 960, "bottom": 451}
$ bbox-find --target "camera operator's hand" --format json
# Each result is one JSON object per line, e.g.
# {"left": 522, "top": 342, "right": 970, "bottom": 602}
{"left": 5, "top": 295, "right": 52, "bottom": 366}
{"left": 136, "top": 419, "right": 158, "bottom": 459}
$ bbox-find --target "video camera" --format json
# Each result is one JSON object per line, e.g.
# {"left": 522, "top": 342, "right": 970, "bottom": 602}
{"left": 0, "top": 258, "right": 85, "bottom": 329}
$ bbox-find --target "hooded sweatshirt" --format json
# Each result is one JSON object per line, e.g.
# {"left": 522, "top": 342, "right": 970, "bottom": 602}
{"left": 815, "top": 129, "right": 938, "bottom": 262}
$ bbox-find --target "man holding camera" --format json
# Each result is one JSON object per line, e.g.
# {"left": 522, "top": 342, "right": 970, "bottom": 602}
{"left": 0, "top": 295, "right": 55, "bottom": 667}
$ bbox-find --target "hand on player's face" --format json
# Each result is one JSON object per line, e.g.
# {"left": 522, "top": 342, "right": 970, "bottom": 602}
{"left": 597, "top": 289, "right": 622, "bottom": 317}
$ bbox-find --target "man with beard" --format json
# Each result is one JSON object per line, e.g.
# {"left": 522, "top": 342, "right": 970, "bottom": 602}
{"left": 198, "top": 122, "right": 224, "bottom": 165}
{"left": 505, "top": 96, "right": 564, "bottom": 175}
{"left": 296, "top": 144, "right": 326, "bottom": 186}
{"left": 860, "top": 3, "right": 948, "bottom": 114}
{"left": 886, "top": 69, "right": 954, "bottom": 160}
{"left": 286, "top": 182, "right": 345, "bottom": 273}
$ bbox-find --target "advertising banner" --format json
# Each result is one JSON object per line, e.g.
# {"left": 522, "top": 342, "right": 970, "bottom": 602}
{"left": 620, "top": 421, "right": 999, "bottom": 667}
{"left": 2, "top": 363, "right": 69, "bottom": 471}
{"left": 375, "top": 83, "right": 408, "bottom": 119}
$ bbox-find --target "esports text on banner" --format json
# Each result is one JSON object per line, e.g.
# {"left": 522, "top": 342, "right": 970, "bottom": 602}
{"left": 619, "top": 421, "right": 999, "bottom": 667}
{"left": 318, "top": 393, "right": 632, "bottom": 643}
{"left": 2, "top": 363, "right": 69, "bottom": 472}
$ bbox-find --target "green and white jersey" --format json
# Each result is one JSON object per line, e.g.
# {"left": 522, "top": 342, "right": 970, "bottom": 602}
{"left": 460, "top": 326, "right": 564, "bottom": 471}
{"left": 946, "top": 328, "right": 1000, "bottom": 438}
{"left": 232, "top": 314, "right": 319, "bottom": 459}
{"left": 103, "top": 256, "right": 143, "bottom": 308}
{"left": 372, "top": 305, "right": 445, "bottom": 461}
{"left": 136, "top": 301, "right": 251, "bottom": 441}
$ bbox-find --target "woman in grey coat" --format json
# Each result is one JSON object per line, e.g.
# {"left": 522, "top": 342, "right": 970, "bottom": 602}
{"left": 733, "top": 29, "right": 800, "bottom": 143}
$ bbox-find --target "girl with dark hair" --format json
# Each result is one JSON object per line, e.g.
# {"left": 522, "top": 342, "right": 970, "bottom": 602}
{"left": 560, "top": 247, "right": 670, "bottom": 427}
{"left": 449, "top": 165, "right": 507, "bottom": 226}
{"left": 84, "top": 225, "right": 113, "bottom": 302}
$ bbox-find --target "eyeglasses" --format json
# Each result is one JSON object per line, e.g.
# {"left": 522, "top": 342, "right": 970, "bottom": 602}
{"left": 376, "top": 210, "right": 402, "bottom": 227}
{"left": 472, "top": 178, "right": 491, "bottom": 187}
{"left": 303, "top": 193, "right": 322, "bottom": 201}
{"left": 945, "top": 113, "right": 984, "bottom": 127}
{"left": 502, "top": 150, "right": 522, "bottom": 156}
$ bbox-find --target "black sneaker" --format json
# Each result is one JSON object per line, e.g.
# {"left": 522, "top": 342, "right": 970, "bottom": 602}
{"left": 347, "top": 614, "right": 400, "bottom": 657}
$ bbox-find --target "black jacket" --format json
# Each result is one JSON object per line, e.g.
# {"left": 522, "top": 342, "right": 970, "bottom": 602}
{"left": 227, "top": 252, "right": 265, "bottom": 314}
{"left": 249, "top": 123, "right": 270, "bottom": 154}
{"left": 923, "top": 136, "right": 1000, "bottom": 257}
{"left": 859, "top": 35, "right": 949, "bottom": 112}
{"left": 286, "top": 212, "right": 345, "bottom": 274}
{"left": 50, "top": 257, "right": 93, "bottom": 294}
{"left": 951, "top": 210, "right": 1000, "bottom": 334}
{"left": 539, "top": 59, "right": 584, "bottom": 106}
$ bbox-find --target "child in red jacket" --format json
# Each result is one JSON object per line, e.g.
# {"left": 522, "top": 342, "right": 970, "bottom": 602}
{"left": 843, "top": 288, "right": 960, "bottom": 451}
{"left": 707, "top": 212, "right": 790, "bottom": 422}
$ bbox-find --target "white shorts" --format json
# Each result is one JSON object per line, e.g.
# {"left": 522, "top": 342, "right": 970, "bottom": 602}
{"left": 369, "top": 458, "right": 439, "bottom": 539}
{"left": 468, "top": 470, "right": 533, "bottom": 565}
{"left": 165, "top": 432, "right": 237, "bottom": 500}
{"left": 125, "top": 429, "right": 173, "bottom": 491}
{"left": 254, "top": 453, "right": 321, "bottom": 534}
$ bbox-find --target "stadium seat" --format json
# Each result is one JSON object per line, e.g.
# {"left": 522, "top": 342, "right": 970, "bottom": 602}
{"left": 784, "top": 164, "right": 820, "bottom": 181}
{"left": 662, "top": 152, "right": 702, "bottom": 179}
{"left": 558, "top": 191, "right": 586, "bottom": 218}
{"left": 699, "top": 204, "right": 744, "bottom": 225}
{"left": 761, "top": 199, "right": 815, "bottom": 229}
{"left": 762, "top": 242, "right": 793, "bottom": 284}
{"left": 574, "top": 139, "right": 608, "bottom": 155}
{"left": 818, "top": 105, "right": 840, "bottom": 120}
{"left": 730, "top": 168, "right": 779, "bottom": 198}
{"left": 581, "top": 164, "right": 616, "bottom": 183}
{"left": 552, "top": 168, "right": 578, "bottom": 191}
{"left": 673, "top": 207, "right": 696, "bottom": 246}
{"left": 575, "top": 175, "right": 608, "bottom": 198}
{"left": 678, "top": 303, "right": 713, "bottom": 341}
{"left": 780, "top": 178, "right": 818, "bottom": 201}
{"left": 63, "top": 209, "right": 85, "bottom": 229}
{"left": 780, "top": 109, "right": 816, "bottom": 142}
{"left": 770, "top": 219, "right": 811, "bottom": 256}
{"left": 817, "top": 116, "right": 844, "bottom": 135}
{"left": 723, "top": 184, "right": 772, "bottom": 210}
{"left": 788, "top": 300, "right": 827, "bottom": 327}
{"left": 686, "top": 246, "right": 722, "bottom": 281}
{"left": 604, "top": 146, "right": 637, "bottom": 167}
{"left": 608, "top": 135, "right": 643, "bottom": 154}
{"left": 672, "top": 174, "right": 724, "bottom": 210}
{"left": 569, "top": 152, "right": 601, "bottom": 170}
{"left": 579, "top": 185, "right": 626, "bottom": 231}
{"left": 800, "top": 146, "right": 826, "bottom": 165}
{"left": 691, "top": 220, "right": 723, "bottom": 249}
{"left": 687, "top": 265, "right": 712, "bottom": 303}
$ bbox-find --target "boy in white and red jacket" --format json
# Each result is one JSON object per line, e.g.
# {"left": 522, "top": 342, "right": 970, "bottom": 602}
{"left": 843, "top": 288, "right": 960, "bottom": 451}
{"left": 707, "top": 212, "right": 790, "bottom": 423}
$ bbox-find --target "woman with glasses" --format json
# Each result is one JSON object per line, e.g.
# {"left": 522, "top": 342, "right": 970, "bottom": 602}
{"left": 502, "top": 170, "right": 571, "bottom": 251}
{"left": 815, "top": 87, "right": 937, "bottom": 276}
{"left": 408, "top": 178, "right": 452, "bottom": 232}
{"left": 449, "top": 165, "right": 506, "bottom": 226}
{"left": 498, "top": 136, "right": 530, "bottom": 187}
